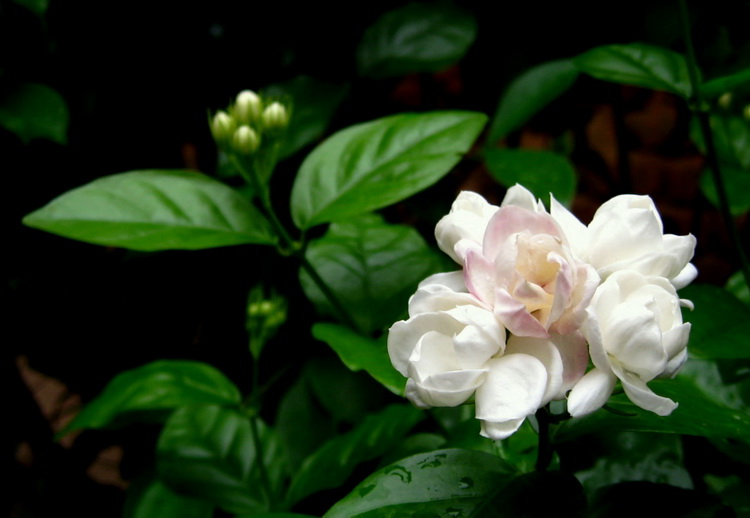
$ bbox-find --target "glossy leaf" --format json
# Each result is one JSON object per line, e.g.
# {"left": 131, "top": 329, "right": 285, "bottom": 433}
{"left": 23, "top": 170, "right": 276, "bottom": 250}
{"left": 0, "top": 82, "right": 68, "bottom": 143}
{"left": 700, "top": 69, "right": 750, "bottom": 98}
{"left": 680, "top": 284, "right": 750, "bottom": 359}
{"left": 356, "top": 3, "right": 477, "bottom": 79}
{"left": 312, "top": 323, "right": 406, "bottom": 396}
{"left": 324, "top": 448, "right": 515, "bottom": 517}
{"left": 488, "top": 59, "right": 579, "bottom": 142}
{"left": 573, "top": 44, "right": 691, "bottom": 99}
{"left": 300, "top": 213, "right": 442, "bottom": 333}
{"left": 485, "top": 148, "right": 577, "bottom": 205}
{"left": 157, "top": 406, "right": 284, "bottom": 515}
{"left": 286, "top": 404, "right": 423, "bottom": 505}
{"left": 123, "top": 475, "right": 213, "bottom": 518}
{"left": 65, "top": 360, "right": 241, "bottom": 433}
{"left": 290, "top": 111, "right": 487, "bottom": 229}
{"left": 264, "top": 76, "right": 349, "bottom": 159}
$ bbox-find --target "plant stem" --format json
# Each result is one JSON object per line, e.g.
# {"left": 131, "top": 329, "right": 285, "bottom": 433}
{"left": 679, "top": 0, "right": 750, "bottom": 289}
{"left": 535, "top": 406, "right": 552, "bottom": 472}
{"left": 247, "top": 343, "right": 274, "bottom": 510}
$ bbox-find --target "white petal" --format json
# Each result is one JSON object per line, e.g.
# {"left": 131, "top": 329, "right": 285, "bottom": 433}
{"left": 501, "top": 184, "right": 540, "bottom": 212}
{"left": 618, "top": 369, "right": 678, "bottom": 416}
{"left": 550, "top": 196, "right": 589, "bottom": 258}
{"left": 567, "top": 368, "right": 617, "bottom": 417}
{"left": 475, "top": 355, "right": 548, "bottom": 421}
{"left": 505, "top": 336, "right": 564, "bottom": 403}
{"left": 672, "top": 262, "right": 698, "bottom": 290}
{"left": 479, "top": 417, "right": 526, "bottom": 440}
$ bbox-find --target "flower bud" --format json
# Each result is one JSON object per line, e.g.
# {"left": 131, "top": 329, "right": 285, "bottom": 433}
{"left": 210, "top": 110, "right": 236, "bottom": 144}
{"left": 261, "top": 102, "right": 290, "bottom": 132}
{"left": 232, "top": 125, "right": 261, "bottom": 155}
{"left": 744, "top": 104, "right": 750, "bottom": 121}
{"left": 718, "top": 92, "right": 732, "bottom": 110}
{"left": 233, "top": 90, "right": 263, "bottom": 125}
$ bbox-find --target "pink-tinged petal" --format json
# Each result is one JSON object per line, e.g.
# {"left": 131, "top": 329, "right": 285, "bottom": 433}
{"left": 567, "top": 368, "right": 617, "bottom": 417}
{"left": 482, "top": 206, "right": 563, "bottom": 261}
{"left": 494, "top": 288, "right": 550, "bottom": 338}
{"left": 506, "top": 336, "right": 564, "bottom": 403}
{"left": 464, "top": 249, "right": 497, "bottom": 306}
{"left": 475, "top": 355, "right": 548, "bottom": 422}
{"left": 549, "top": 332, "right": 589, "bottom": 393}
{"left": 617, "top": 368, "right": 678, "bottom": 416}
{"left": 479, "top": 417, "right": 526, "bottom": 440}
{"left": 547, "top": 252, "right": 573, "bottom": 326}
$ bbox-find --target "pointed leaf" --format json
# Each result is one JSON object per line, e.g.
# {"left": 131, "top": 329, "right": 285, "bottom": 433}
{"left": 700, "top": 69, "right": 750, "bottom": 98}
{"left": 488, "top": 59, "right": 579, "bottom": 142}
{"left": 23, "top": 170, "right": 276, "bottom": 250}
{"left": 300, "top": 213, "right": 442, "bottom": 333}
{"left": 324, "top": 449, "right": 515, "bottom": 518}
{"left": 573, "top": 44, "right": 691, "bottom": 98}
{"left": 291, "top": 111, "right": 487, "bottom": 229}
{"left": 287, "top": 404, "right": 423, "bottom": 505}
{"left": 0, "top": 82, "right": 68, "bottom": 143}
{"left": 312, "top": 323, "right": 406, "bottom": 395}
{"left": 124, "top": 475, "right": 213, "bottom": 518}
{"left": 357, "top": 3, "right": 477, "bottom": 79}
{"left": 65, "top": 360, "right": 241, "bottom": 433}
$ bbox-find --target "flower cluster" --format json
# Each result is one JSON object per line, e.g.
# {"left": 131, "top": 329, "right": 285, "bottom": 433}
{"left": 388, "top": 185, "right": 696, "bottom": 439}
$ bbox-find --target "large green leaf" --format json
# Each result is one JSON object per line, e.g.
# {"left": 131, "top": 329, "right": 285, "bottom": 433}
{"left": 23, "top": 170, "right": 276, "bottom": 250}
{"left": 290, "top": 111, "right": 487, "bottom": 229}
{"left": 123, "top": 475, "right": 214, "bottom": 518}
{"left": 300, "top": 213, "right": 442, "bottom": 333}
{"left": 264, "top": 76, "right": 349, "bottom": 159}
{"left": 488, "top": 59, "right": 579, "bottom": 142}
{"left": 65, "top": 360, "right": 241, "bottom": 433}
{"left": 573, "top": 44, "right": 691, "bottom": 99}
{"left": 312, "top": 323, "right": 406, "bottom": 396}
{"left": 356, "top": 3, "right": 477, "bottom": 79}
{"left": 485, "top": 149, "right": 577, "bottom": 205}
{"left": 700, "top": 69, "right": 750, "bottom": 98}
{"left": 286, "top": 404, "right": 423, "bottom": 506}
{"left": 680, "top": 284, "right": 750, "bottom": 359}
{"left": 157, "top": 406, "right": 284, "bottom": 515}
{"left": 323, "top": 448, "right": 515, "bottom": 517}
{"left": 0, "top": 82, "right": 68, "bottom": 143}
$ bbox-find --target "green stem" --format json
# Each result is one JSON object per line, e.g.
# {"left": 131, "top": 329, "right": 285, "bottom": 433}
{"left": 679, "top": 0, "right": 750, "bottom": 289}
{"left": 535, "top": 406, "right": 552, "bottom": 472}
{"left": 247, "top": 343, "right": 274, "bottom": 510}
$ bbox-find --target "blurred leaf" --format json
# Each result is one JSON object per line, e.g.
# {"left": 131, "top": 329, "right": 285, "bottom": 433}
{"left": 356, "top": 3, "right": 477, "bottom": 79}
{"left": 726, "top": 271, "right": 750, "bottom": 306}
{"left": 324, "top": 449, "right": 515, "bottom": 518}
{"left": 264, "top": 76, "right": 349, "bottom": 159}
{"left": 485, "top": 149, "right": 577, "bottom": 205}
{"left": 312, "top": 323, "right": 406, "bottom": 396}
{"left": 488, "top": 59, "right": 579, "bottom": 142}
{"left": 286, "top": 404, "right": 423, "bottom": 505}
{"left": 492, "top": 420, "right": 541, "bottom": 474}
{"left": 11, "top": 0, "right": 48, "bottom": 15}
{"left": 123, "top": 475, "right": 213, "bottom": 518}
{"left": 158, "top": 406, "right": 284, "bottom": 515}
{"left": 65, "top": 360, "right": 241, "bottom": 433}
{"left": 290, "top": 111, "right": 487, "bottom": 229}
{"left": 24, "top": 170, "right": 276, "bottom": 250}
{"left": 680, "top": 284, "right": 750, "bottom": 359}
{"left": 301, "top": 214, "right": 442, "bottom": 333}
{"left": 587, "top": 482, "right": 728, "bottom": 518}
{"left": 692, "top": 115, "right": 750, "bottom": 215}
{"left": 555, "top": 360, "right": 750, "bottom": 442}
{"left": 0, "top": 82, "right": 68, "bottom": 143}
{"left": 573, "top": 43, "right": 691, "bottom": 98}
{"left": 236, "top": 515, "right": 317, "bottom": 518}
{"left": 704, "top": 474, "right": 750, "bottom": 516}
{"left": 575, "top": 432, "right": 692, "bottom": 495}
{"left": 700, "top": 69, "right": 750, "bottom": 98}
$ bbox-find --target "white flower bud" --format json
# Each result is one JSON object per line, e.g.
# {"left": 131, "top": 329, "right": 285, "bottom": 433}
{"left": 261, "top": 102, "right": 290, "bottom": 131}
{"left": 232, "top": 125, "right": 261, "bottom": 155}
{"left": 233, "top": 90, "right": 263, "bottom": 125}
{"left": 210, "top": 110, "right": 236, "bottom": 143}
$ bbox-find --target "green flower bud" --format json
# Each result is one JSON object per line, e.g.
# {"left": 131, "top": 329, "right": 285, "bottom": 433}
{"left": 744, "top": 104, "right": 750, "bottom": 121}
{"left": 234, "top": 90, "right": 263, "bottom": 125}
{"left": 718, "top": 92, "right": 732, "bottom": 110}
{"left": 232, "top": 125, "right": 261, "bottom": 155}
{"left": 246, "top": 286, "right": 287, "bottom": 359}
{"left": 210, "top": 110, "right": 236, "bottom": 144}
{"left": 262, "top": 102, "right": 290, "bottom": 132}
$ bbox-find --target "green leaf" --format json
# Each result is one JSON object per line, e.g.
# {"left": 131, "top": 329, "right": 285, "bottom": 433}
{"left": 680, "top": 284, "right": 750, "bottom": 359}
{"left": 263, "top": 76, "right": 349, "bottom": 159}
{"left": 587, "top": 482, "right": 728, "bottom": 518}
{"left": 65, "top": 360, "right": 241, "bottom": 433}
{"left": 11, "top": 0, "right": 48, "bottom": 15}
{"left": 236, "top": 515, "right": 317, "bottom": 518}
{"left": 157, "top": 406, "right": 284, "bottom": 515}
{"left": 323, "top": 448, "right": 515, "bottom": 518}
{"left": 726, "top": 271, "right": 750, "bottom": 306}
{"left": 290, "top": 111, "right": 487, "bottom": 229}
{"left": 700, "top": 69, "right": 750, "bottom": 98}
{"left": 312, "top": 323, "right": 406, "bottom": 396}
{"left": 123, "top": 475, "right": 214, "bottom": 518}
{"left": 485, "top": 149, "right": 577, "bottom": 205}
{"left": 23, "top": 170, "right": 276, "bottom": 250}
{"left": 300, "top": 213, "right": 442, "bottom": 333}
{"left": 573, "top": 43, "right": 691, "bottom": 99}
{"left": 356, "top": 3, "right": 477, "bottom": 79}
{"left": 488, "top": 59, "right": 579, "bottom": 142}
{"left": 286, "top": 404, "right": 423, "bottom": 506}
{"left": 0, "top": 82, "right": 68, "bottom": 143}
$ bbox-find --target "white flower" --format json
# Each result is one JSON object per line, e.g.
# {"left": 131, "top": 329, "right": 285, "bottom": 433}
{"left": 567, "top": 270, "right": 691, "bottom": 417}
{"left": 551, "top": 194, "right": 697, "bottom": 288}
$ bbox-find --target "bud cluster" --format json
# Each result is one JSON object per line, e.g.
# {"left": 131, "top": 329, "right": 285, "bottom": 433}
{"left": 210, "top": 89, "right": 290, "bottom": 156}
